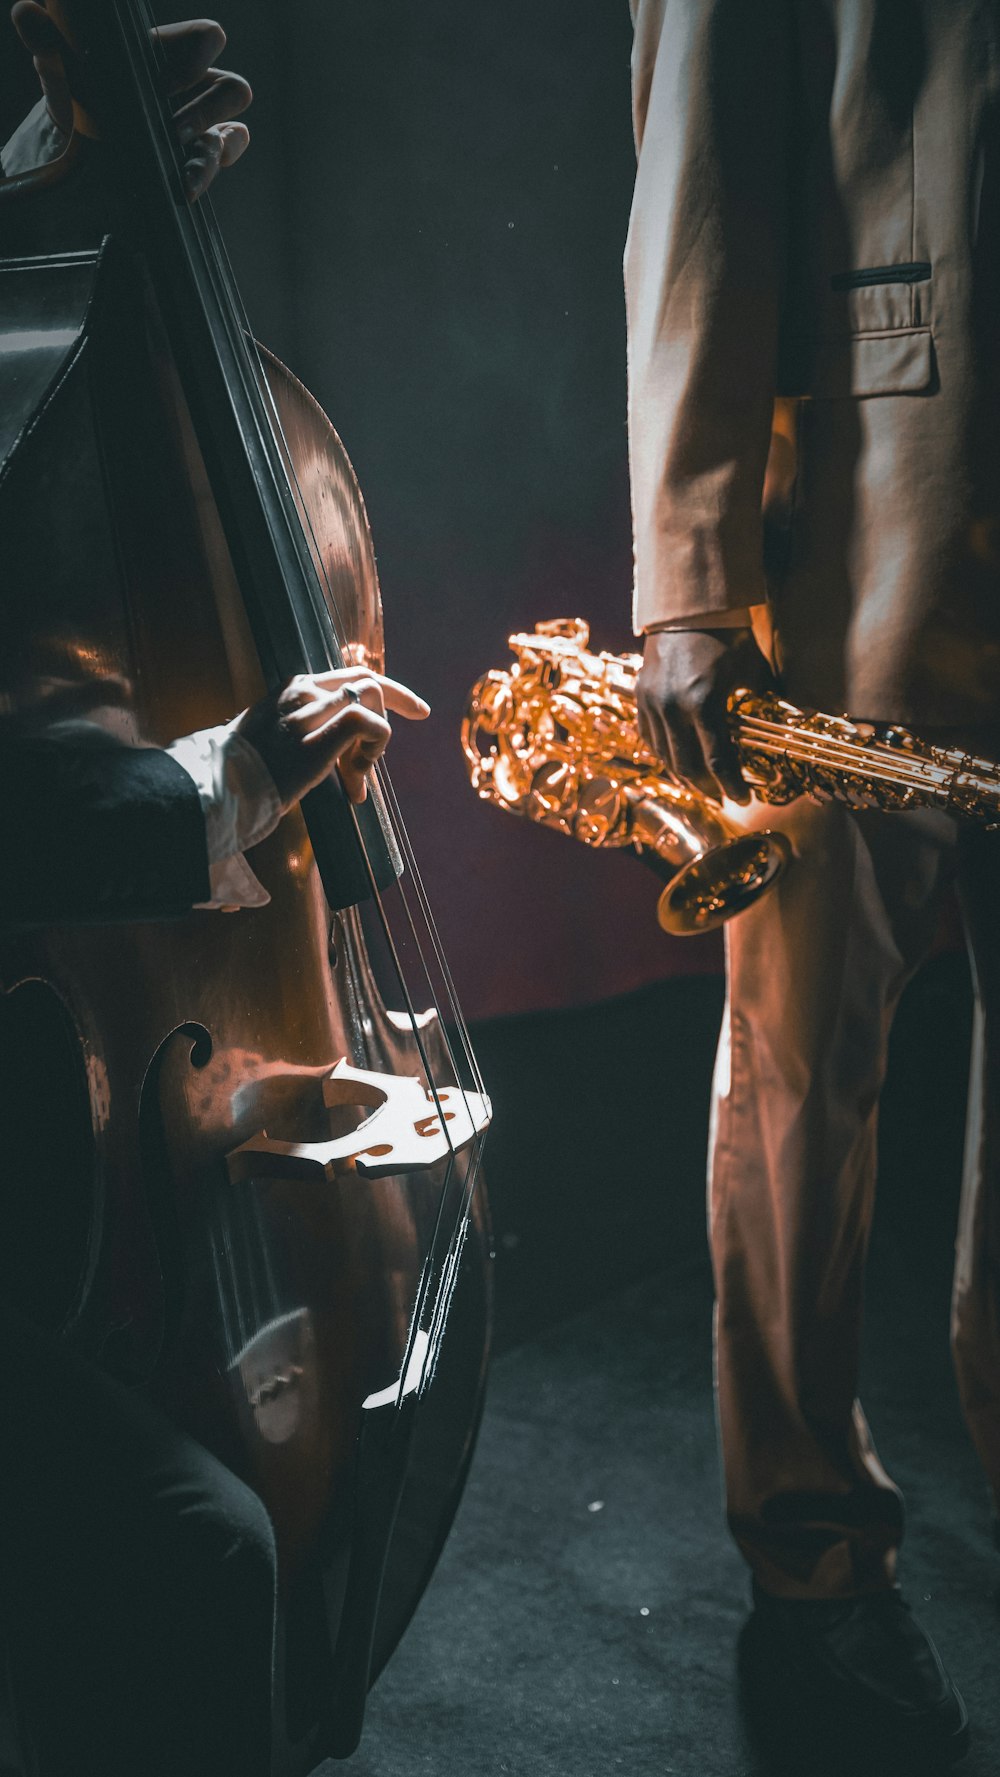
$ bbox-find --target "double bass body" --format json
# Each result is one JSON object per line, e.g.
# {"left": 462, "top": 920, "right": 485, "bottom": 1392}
{"left": 0, "top": 27, "right": 491, "bottom": 1767}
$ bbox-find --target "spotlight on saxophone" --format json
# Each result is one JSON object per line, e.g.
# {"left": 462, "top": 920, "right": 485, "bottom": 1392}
{"left": 461, "top": 619, "right": 1000, "bottom": 935}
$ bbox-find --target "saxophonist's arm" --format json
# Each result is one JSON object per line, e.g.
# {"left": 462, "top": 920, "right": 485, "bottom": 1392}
{"left": 626, "top": 0, "right": 790, "bottom": 801}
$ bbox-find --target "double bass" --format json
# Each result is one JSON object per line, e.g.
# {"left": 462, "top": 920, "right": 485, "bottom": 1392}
{"left": 0, "top": 2, "right": 492, "bottom": 1766}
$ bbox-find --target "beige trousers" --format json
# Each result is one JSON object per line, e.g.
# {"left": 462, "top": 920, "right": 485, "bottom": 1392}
{"left": 710, "top": 794, "right": 1000, "bottom": 1599}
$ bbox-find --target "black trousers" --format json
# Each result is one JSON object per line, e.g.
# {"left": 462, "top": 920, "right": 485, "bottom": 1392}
{"left": 0, "top": 1303, "right": 277, "bottom": 1777}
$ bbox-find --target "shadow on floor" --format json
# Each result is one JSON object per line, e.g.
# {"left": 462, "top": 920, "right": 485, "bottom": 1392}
{"left": 332, "top": 955, "right": 994, "bottom": 1777}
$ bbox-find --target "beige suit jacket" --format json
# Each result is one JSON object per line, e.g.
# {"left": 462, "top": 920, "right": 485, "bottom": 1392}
{"left": 627, "top": 0, "right": 1000, "bottom": 724}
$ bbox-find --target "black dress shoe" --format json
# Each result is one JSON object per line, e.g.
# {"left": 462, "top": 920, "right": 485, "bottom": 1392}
{"left": 743, "top": 1582, "right": 969, "bottom": 1769}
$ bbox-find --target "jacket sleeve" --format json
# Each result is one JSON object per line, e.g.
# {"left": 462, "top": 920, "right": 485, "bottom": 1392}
{"left": 0, "top": 727, "right": 211, "bottom": 926}
{"left": 626, "top": 0, "right": 792, "bottom": 632}
{"left": 1, "top": 98, "right": 66, "bottom": 179}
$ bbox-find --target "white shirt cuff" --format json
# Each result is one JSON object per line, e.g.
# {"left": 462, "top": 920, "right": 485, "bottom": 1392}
{"left": 643, "top": 609, "right": 753, "bottom": 633}
{"left": 166, "top": 720, "right": 282, "bottom": 911}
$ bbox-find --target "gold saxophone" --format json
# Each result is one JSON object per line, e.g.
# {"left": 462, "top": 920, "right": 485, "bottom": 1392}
{"left": 461, "top": 619, "right": 1000, "bottom": 935}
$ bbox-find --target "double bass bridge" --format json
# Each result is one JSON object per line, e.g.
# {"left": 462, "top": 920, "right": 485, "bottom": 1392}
{"left": 226, "top": 1058, "right": 491, "bottom": 1185}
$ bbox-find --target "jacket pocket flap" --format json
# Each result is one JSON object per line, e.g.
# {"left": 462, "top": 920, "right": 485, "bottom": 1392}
{"left": 783, "top": 328, "right": 933, "bottom": 398}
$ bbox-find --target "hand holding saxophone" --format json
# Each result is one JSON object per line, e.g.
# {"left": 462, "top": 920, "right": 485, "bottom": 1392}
{"left": 637, "top": 627, "right": 775, "bottom": 805}
{"left": 462, "top": 619, "right": 789, "bottom": 933}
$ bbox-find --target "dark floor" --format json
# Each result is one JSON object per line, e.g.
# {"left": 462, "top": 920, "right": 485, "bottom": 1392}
{"left": 324, "top": 952, "right": 997, "bottom": 1777}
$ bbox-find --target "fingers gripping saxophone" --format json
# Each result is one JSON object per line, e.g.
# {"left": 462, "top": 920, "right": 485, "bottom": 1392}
{"left": 461, "top": 619, "right": 1000, "bottom": 935}
{"left": 461, "top": 619, "right": 790, "bottom": 934}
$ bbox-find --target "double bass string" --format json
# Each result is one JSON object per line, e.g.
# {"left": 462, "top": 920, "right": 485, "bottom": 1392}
{"left": 362, "top": 774, "right": 491, "bottom": 1383}
{"left": 168, "top": 86, "right": 483, "bottom": 1092}
{"left": 187, "top": 144, "right": 490, "bottom": 1117}
{"left": 369, "top": 764, "right": 489, "bottom": 1101}
{"left": 141, "top": 0, "right": 489, "bottom": 1297}
{"left": 138, "top": 5, "right": 491, "bottom": 1392}
{"left": 335, "top": 787, "right": 491, "bottom": 1387}
{"left": 198, "top": 256, "right": 485, "bottom": 1395}
{"left": 333, "top": 823, "right": 489, "bottom": 1398}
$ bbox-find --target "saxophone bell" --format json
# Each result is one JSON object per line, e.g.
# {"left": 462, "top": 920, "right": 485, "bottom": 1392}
{"left": 630, "top": 789, "right": 790, "bottom": 933}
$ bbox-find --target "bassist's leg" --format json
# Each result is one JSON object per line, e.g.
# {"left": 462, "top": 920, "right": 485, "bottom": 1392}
{"left": 0, "top": 1302, "right": 276, "bottom": 1777}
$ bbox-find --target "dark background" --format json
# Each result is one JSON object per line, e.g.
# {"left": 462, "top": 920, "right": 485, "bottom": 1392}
{"left": 3, "top": 13, "right": 995, "bottom": 1774}
{"left": 1, "top": 0, "right": 722, "bottom": 1021}
{"left": 0, "top": 0, "right": 973, "bottom": 1411}
{"left": 208, "top": 0, "right": 723, "bottom": 1022}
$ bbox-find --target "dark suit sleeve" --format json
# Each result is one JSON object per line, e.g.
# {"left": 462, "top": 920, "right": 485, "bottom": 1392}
{"left": 1, "top": 99, "right": 66, "bottom": 180}
{"left": 1, "top": 728, "right": 211, "bottom": 925}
